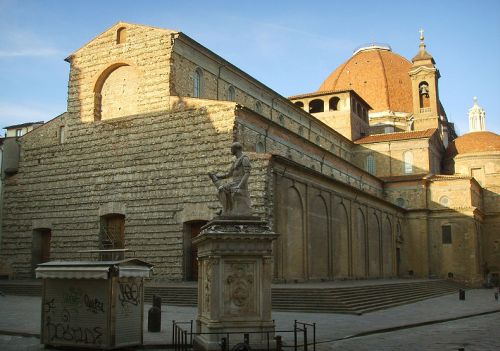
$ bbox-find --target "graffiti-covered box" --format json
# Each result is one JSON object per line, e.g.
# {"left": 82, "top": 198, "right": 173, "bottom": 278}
{"left": 36, "top": 259, "right": 152, "bottom": 349}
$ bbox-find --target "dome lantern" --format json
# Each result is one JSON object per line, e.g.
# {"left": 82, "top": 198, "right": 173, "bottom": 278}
{"left": 468, "top": 97, "right": 486, "bottom": 132}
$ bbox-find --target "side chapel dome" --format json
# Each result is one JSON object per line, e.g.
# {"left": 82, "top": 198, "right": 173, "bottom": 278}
{"left": 318, "top": 44, "right": 413, "bottom": 114}
{"left": 445, "top": 131, "right": 500, "bottom": 158}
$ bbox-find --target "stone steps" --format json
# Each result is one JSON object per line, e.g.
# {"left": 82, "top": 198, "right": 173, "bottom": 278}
{"left": 0, "top": 279, "right": 463, "bottom": 315}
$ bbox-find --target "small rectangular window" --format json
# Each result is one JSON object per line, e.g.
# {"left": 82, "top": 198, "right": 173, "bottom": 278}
{"left": 442, "top": 225, "right": 452, "bottom": 244}
{"left": 16, "top": 129, "right": 22, "bottom": 137}
{"left": 59, "top": 126, "right": 65, "bottom": 144}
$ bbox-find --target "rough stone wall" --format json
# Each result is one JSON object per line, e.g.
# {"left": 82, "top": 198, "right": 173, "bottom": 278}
{"left": 1, "top": 99, "right": 245, "bottom": 279}
{"left": 454, "top": 153, "right": 500, "bottom": 214}
{"left": 68, "top": 23, "right": 176, "bottom": 123}
{"left": 271, "top": 158, "right": 404, "bottom": 282}
{"left": 170, "top": 35, "right": 354, "bottom": 164}
{"left": 428, "top": 214, "right": 482, "bottom": 285}
{"left": 235, "top": 108, "right": 383, "bottom": 198}
{"left": 353, "top": 138, "right": 431, "bottom": 177}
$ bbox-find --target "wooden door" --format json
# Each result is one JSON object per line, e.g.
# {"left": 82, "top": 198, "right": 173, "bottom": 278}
{"left": 190, "top": 222, "right": 204, "bottom": 281}
{"left": 40, "top": 229, "right": 51, "bottom": 263}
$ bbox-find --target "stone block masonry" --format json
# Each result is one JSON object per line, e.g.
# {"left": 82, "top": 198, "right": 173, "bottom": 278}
{"left": 1, "top": 100, "right": 272, "bottom": 280}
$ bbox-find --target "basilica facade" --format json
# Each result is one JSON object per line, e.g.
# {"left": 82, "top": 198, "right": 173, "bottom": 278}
{"left": 0, "top": 23, "right": 498, "bottom": 286}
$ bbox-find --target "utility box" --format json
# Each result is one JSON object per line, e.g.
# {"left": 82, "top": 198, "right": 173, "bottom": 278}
{"left": 36, "top": 259, "right": 152, "bottom": 349}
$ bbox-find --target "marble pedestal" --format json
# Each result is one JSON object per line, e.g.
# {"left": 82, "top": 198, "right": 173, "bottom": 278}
{"left": 192, "top": 217, "right": 278, "bottom": 350}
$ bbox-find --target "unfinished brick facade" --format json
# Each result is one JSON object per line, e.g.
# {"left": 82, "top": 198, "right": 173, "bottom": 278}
{"left": 0, "top": 22, "right": 498, "bottom": 286}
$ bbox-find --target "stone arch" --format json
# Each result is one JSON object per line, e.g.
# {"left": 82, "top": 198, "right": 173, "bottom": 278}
{"left": 329, "top": 96, "right": 340, "bottom": 111}
{"left": 193, "top": 67, "right": 203, "bottom": 98}
{"left": 383, "top": 216, "right": 394, "bottom": 277}
{"left": 116, "top": 27, "right": 127, "bottom": 44}
{"left": 403, "top": 151, "right": 413, "bottom": 174}
{"left": 309, "top": 99, "right": 324, "bottom": 113}
{"left": 283, "top": 186, "right": 305, "bottom": 281}
{"left": 308, "top": 194, "right": 329, "bottom": 280}
{"left": 419, "top": 81, "right": 430, "bottom": 108}
{"left": 368, "top": 211, "right": 381, "bottom": 277}
{"left": 333, "top": 202, "right": 349, "bottom": 278}
{"left": 396, "top": 221, "right": 403, "bottom": 276}
{"left": 353, "top": 207, "right": 367, "bottom": 277}
{"left": 227, "top": 85, "right": 236, "bottom": 101}
{"left": 93, "top": 63, "right": 140, "bottom": 121}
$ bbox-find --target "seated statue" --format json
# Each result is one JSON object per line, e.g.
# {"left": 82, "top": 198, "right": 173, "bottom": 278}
{"left": 209, "top": 142, "right": 252, "bottom": 217}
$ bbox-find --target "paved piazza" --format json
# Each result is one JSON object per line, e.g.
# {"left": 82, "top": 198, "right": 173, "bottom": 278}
{"left": 0, "top": 288, "right": 499, "bottom": 350}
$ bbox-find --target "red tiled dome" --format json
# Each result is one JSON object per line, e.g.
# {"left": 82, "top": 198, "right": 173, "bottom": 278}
{"left": 445, "top": 131, "right": 500, "bottom": 158}
{"left": 319, "top": 47, "right": 413, "bottom": 113}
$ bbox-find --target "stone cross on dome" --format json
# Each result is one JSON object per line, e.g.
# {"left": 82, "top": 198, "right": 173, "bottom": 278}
{"left": 419, "top": 29, "right": 426, "bottom": 51}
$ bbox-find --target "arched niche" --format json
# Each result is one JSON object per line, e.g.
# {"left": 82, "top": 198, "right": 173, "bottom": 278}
{"left": 383, "top": 216, "right": 394, "bottom": 277}
{"left": 368, "top": 212, "right": 381, "bottom": 277}
{"left": 308, "top": 194, "right": 329, "bottom": 280}
{"left": 283, "top": 186, "right": 305, "bottom": 280}
{"left": 333, "top": 202, "right": 349, "bottom": 278}
{"left": 93, "top": 63, "right": 140, "bottom": 121}
{"left": 353, "top": 208, "right": 366, "bottom": 277}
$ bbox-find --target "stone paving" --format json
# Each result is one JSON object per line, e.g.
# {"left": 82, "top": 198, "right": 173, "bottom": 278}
{"left": 0, "top": 288, "right": 499, "bottom": 350}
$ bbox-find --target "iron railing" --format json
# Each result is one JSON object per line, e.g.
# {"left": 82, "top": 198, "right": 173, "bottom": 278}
{"left": 172, "top": 319, "right": 316, "bottom": 351}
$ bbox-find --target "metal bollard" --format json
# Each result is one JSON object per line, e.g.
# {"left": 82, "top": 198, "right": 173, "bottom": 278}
{"left": 275, "top": 336, "right": 282, "bottom": 351}
{"left": 148, "top": 305, "right": 161, "bottom": 332}
{"left": 220, "top": 337, "right": 227, "bottom": 351}
{"left": 459, "top": 289, "right": 465, "bottom": 300}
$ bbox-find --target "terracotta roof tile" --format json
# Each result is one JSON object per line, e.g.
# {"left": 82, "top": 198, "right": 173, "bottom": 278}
{"left": 318, "top": 49, "right": 414, "bottom": 113}
{"left": 380, "top": 174, "right": 427, "bottom": 182}
{"left": 445, "top": 131, "right": 500, "bottom": 158}
{"left": 354, "top": 128, "right": 437, "bottom": 144}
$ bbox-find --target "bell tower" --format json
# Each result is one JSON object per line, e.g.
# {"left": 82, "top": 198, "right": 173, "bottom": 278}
{"left": 408, "top": 29, "right": 441, "bottom": 131}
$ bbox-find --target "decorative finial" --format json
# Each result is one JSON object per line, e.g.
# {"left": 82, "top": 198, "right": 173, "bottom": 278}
{"left": 469, "top": 97, "right": 486, "bottom": 132}
{"left": 419, "top": 28, "right": 424, "bottom": 42}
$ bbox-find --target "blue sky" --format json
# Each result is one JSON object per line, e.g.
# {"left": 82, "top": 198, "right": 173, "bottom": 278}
{"left": 0, "top": 0, "right": 499, "bottom": 135}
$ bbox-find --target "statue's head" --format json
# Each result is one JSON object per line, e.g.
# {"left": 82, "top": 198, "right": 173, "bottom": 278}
{"left": 231, "top": 142, "right": 243, "bottom": 155}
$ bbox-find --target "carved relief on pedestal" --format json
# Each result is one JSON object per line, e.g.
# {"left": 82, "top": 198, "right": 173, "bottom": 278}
{"left": 224, "top": 262, "right": 255, "bottom": 315}
{"left": 202, "top": 258, "right": 218, "bottom": 315}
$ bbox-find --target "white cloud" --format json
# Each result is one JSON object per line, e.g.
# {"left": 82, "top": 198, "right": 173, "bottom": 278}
{"left": 0, "top": 27, "right": 63, "bottom": 58}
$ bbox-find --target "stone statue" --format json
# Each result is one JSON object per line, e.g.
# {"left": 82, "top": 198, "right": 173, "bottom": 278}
{"left": 209, "top": 142, "right": 252, "bottom": 217}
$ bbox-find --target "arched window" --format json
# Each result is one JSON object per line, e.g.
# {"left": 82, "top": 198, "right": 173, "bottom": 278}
{"left": 255, "top": 101, "right": 262, "bottom": 113}
{"left": 403, "top": 151, "right": 413, "bottom": 174}
{"left": 329, "top": 97, "right": 340, "bottom": 111}
{"left": 255, "top": 141, "right": 265, "bottom": 153}
{"left": 309, "top": 99, "right": 324, "bottom": 113}
{"left": 366, "top": 154, "right": 376, "bottom": 175}
{"left": 193, "top": 68, "right": 203, "bottom": 98}
{"left": 419, "top": 81, "right": 430, "bottom": 109}
{"left": 294, "top": 101, "right": 304, "bottom": 108}
{"left": 116, "top": 27, "right": 127, "bottom": 44}
{"left": 315, "top": 136, "right": 321, "bottom": 145}
{"left": 227, "top": 85, "right": 235, "bottom": 101}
